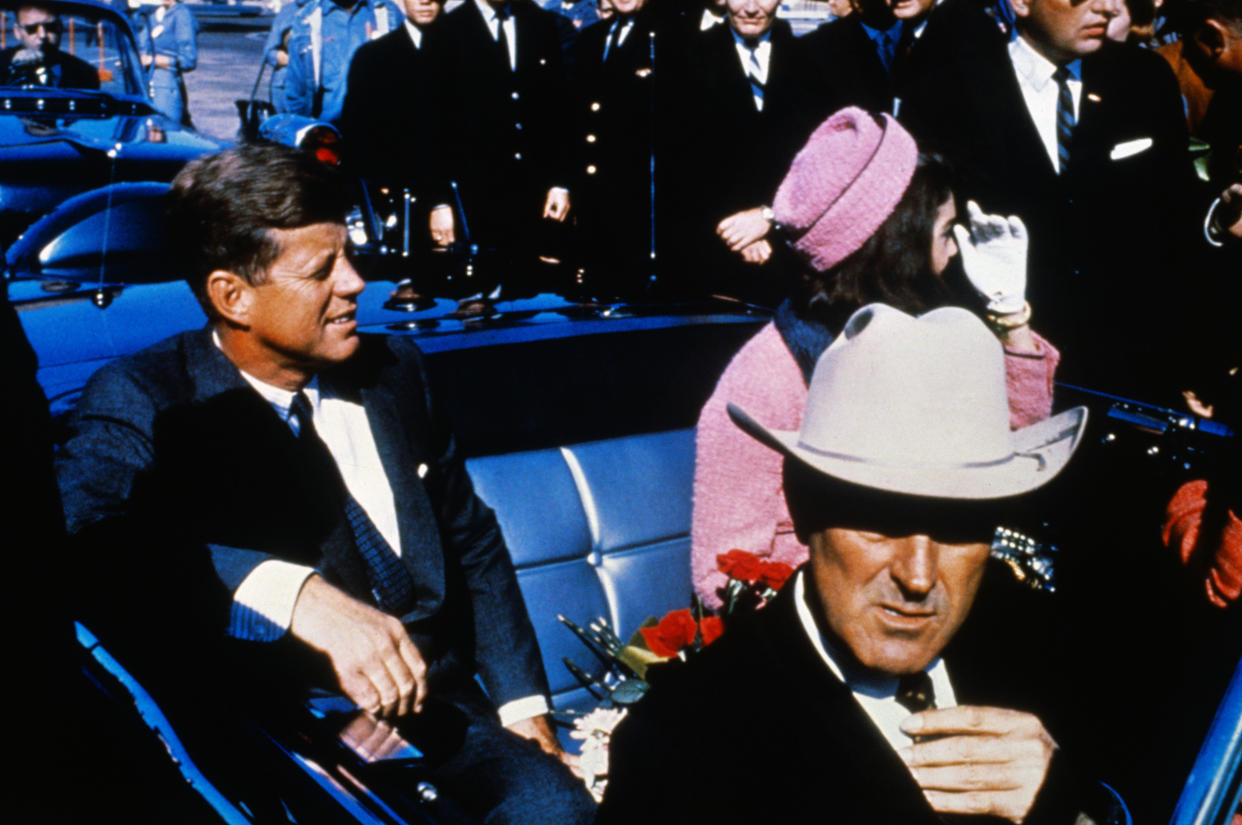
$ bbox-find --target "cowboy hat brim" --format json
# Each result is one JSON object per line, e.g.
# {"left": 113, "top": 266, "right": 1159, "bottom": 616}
{"left": 726, "top": 402, "right": 1089, "bottom": 500}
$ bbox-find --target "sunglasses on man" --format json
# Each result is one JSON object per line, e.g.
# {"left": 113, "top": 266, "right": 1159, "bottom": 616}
{"left": 19, "top": 20, "right": 62, "bottom": 35}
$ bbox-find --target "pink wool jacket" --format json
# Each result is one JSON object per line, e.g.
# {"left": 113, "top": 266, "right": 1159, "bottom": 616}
{"left": 691, "top": 321, "right": 1061, "bottom": 608}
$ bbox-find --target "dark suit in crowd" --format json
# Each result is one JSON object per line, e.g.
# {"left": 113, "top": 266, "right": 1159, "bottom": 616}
{"left": 670, "top": 19, "right": 828, "bottom": 303}
{"left": 340, "top": 22, "right": 447, "bottom": 200}
{"left": 437, "top": 0, "right": 572, "bottom": 288}
{"left": 57, "top": 329, "right": 591, "bottom": 823}
{"left": 802, "top": 0, "right": 1006, "bottom": 116}
{"left": 901, "top": 41, "right": 1193, "bottom": 393}
{"left": 568, "top": 7, "right": 670, "bottom": 298}
{"left": 598, "top": 564, "right": 1104, "bottom": 825}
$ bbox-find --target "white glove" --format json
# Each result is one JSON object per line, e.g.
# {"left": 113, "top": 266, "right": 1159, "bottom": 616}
{"left": 953, "top": 200, "right": 1028, "bottom": 315}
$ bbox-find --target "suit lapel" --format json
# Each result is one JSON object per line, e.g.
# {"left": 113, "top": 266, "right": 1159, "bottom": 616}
{"left": 758, "top": 585, "right": 948, "bottom": 823}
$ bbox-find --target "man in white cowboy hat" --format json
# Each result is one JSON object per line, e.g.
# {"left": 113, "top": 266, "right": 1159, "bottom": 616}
{"left": 598, "top": 303, "right": 1128, "bottom": 825}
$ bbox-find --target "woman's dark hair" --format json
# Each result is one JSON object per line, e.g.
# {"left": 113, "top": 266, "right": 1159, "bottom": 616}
{"left": 787, "top": 152, "right": 956, "bottom": 333}
{"left": 166, "top": 142, "right": 351, "bottom": 317}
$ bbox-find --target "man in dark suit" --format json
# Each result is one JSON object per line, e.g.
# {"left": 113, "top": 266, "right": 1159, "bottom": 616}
{"left": 671, "top": 0, "right": 829, "bottom": 303}
{"left": 0, "top": 4, "right": 99, "bottom": 89}
{"left": 56, "top": 144, "right": 594, "bottom": 825}
{"left": 597, "top": 304, "right": 1124, "bottom": 825}
{"left": 339, "top": 0, "right": 456, "bottom": 250}
{"left": 899, "top": 0, "right": 1193, "bottom": 393}
{"left": 801, "top": 0, "right": 1008, "bottom": 117}
{"left": 436, "top": 0, "right": 573, "bottom": 293}
{"left": 567, "top": 0, "right": 685, "bottom": 298}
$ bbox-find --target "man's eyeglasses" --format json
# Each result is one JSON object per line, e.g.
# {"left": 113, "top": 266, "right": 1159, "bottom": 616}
{"left": 18, "top": 20, "right": 63, "bottom": 35}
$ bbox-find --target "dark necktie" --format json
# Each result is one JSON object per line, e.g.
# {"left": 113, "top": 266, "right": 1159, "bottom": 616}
{"left": 895, "top": 671, "right": 937, "bottom": 714}
{"left": 290, "top": 392, "right": 414, "bottom": 615}
{"left": 495, "top": 5, "right": 513, "bottom": 70}
{"left": 743, "top": 40, "right": 764, "bottom": 110}
{"left": 1052, "top": 65, "right": 1075, "bottom": 174}
{"left": 876, "top": 29, "right": 897, "bottom": 73}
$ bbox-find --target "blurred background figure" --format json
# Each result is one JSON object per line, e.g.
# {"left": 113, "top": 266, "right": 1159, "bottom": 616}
{"left": 134, "top": 0, "right": 198, "bottom": 125}
{"left": 1, "top": 3, "right": 99, "bottom": 88}
{"left": 261, "top": 0, "right": 310, "bottom": 112}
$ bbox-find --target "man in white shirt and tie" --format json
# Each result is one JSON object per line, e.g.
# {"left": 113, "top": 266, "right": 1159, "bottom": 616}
{"left": 57, "top": 143, "right": 595, "bottom": 825}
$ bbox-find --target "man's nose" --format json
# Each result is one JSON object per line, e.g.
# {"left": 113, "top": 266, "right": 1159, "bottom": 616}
{"left": 1091, "top": 0, "right": 1121, "bottom": 17}
{"left": 891, "top": 535, "right": 938, "bottom": 598}
{"left": 333, "top": 258, "right": 366, "bottom": 298}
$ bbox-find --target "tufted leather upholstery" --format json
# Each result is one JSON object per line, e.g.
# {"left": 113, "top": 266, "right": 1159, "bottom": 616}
{"left": 466, "top": 428, "right": 695, "bottom": 713}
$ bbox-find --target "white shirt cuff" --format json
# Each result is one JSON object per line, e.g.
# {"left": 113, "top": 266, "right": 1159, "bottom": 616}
{"left": 228, "top": 560, "right": 317, "bottom": 641}
{"left": 496, "top": 694, "right": 550, "bottom": 727}
{"left": 549, "top": 186, "right": 570, "bottom": 197}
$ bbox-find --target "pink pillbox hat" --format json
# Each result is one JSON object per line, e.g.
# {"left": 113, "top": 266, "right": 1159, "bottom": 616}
{"left": 772, "top": 107, "right": 919, "bottom": 273}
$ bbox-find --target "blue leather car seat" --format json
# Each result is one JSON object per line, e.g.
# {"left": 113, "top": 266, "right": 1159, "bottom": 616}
{"left": 466, "top": 428, "right": 695, "bottom": 714}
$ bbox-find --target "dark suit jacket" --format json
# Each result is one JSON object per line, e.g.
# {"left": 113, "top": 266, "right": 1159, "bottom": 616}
{"left": 0, "top": 45, "right": 100, "bottom": 89}
{"left": 597, "top": 564, "right": 1104, "bottom": 825}
{"left": 900, "top": 40, "right": 1193, "bottom": 391}
{"left": 800, "top": 16, "right": 894, "bottom": 115}
{"left": 339, "top": 23, "right": 450, "bottom": 205}
{"left": 58, "top": 329, "right": 547, "bottom": 710}
{"left": 437, "top": 0, "right": 570, "bottom": 246}
{"left": 667, "top": 20, "right": 829, "bottom": 300}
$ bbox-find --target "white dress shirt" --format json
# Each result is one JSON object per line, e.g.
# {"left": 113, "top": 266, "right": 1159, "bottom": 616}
{"left": 1008, "top": 35, "right": 1083, "bottom": 174}
{"left": 793, "top": 570, "right": 958, "bottom": 757}
{"left": 475, "top": 0, "right": 516, "bottom": 70}
{"left": 403, "top": 18, "right": 424, "bottom": 49}
{"left": 731, "top": 28, "right": 772, "bottom": 112}
{"left": 221, "top": 338, "right": 545, "bottom": 725}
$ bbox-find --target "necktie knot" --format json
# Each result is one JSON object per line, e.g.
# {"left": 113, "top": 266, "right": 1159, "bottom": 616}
{"left": 895, "top": 671, "right": 936, "bottom": 714}
{"left": 290, "top": 391, "right": 314, "bottom": 437}
{"left": 494, "top": 4, "right": 510, "bottom": 20}
{"left": 1052, "top": 64, "right": 1070, "bottom": 84}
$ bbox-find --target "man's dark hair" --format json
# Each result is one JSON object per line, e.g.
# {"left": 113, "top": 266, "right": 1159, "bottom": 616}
{"left": 166, "top": 142, "right": 351, "bottom": 317}
{"left": 789, "top": 153, "right": 956, "bottom": 334}
{"left": 782, "top": 459, "right": 1009, "bottom": 546}
{"left": 1166, "top": 0, "right": 1242, "bottom": 31}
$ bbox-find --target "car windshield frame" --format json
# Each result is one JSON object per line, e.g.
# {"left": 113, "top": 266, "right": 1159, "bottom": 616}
{"left": 0, "top": 0, "right": 147, "bottom": 100}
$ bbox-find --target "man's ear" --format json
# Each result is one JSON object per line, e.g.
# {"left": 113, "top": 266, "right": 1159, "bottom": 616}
{"left": 1010, "top": 0, "right": 1031, "bottom": 20}
{"left": 1191, "top": 18, "right": 1229, "bottom": 60}
{"left": 205, "top": 270, "right": 254, "bottom": 327}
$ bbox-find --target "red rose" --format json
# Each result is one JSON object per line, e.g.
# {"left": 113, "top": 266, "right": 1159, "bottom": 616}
{"left": 759, "top": 560, "right": 794, "bottom": 592}
{"left": 700, "top": 615, "right": 724, "bottom": 647}
{"left": 717, "top": 549, "right": 763, "bottom": 583}
{"left": 640, "top": 609, "right": 698, "bottom": 657}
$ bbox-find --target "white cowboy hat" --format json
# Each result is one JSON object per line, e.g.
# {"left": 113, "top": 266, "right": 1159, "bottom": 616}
{"left": 728, "top": 303, "right": 1088, "bottom": 500}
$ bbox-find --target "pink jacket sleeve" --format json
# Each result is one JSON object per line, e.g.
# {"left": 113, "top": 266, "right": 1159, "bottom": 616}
{"left": 691, "top": 324, "right": 809, "bottom": 609}
{"left": 1003, "top": 329, "right": 1061, "bottom": 429}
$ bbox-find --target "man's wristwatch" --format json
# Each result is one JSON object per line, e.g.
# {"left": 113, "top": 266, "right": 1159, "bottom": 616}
{"left": 760, "top": 205, "right": 781, "bottom": 231}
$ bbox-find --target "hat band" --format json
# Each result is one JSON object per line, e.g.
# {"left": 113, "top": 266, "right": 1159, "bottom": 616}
{"left": 795, "top": 440, "right": 1024, "bottom": 471}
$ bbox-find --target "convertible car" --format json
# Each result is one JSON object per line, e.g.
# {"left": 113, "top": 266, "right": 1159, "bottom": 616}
{"left": 3, "top": 57, "right": 1238, "bottom": 824}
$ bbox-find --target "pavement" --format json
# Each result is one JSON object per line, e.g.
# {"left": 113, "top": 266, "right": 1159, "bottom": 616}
{"left": 181, "top": 11, "right": 271, "bottom": 142}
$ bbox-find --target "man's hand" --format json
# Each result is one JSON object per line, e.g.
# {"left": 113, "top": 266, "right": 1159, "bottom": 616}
{"left": 739, "top": 239, "right": 772, "bottom": 264}
{"left": 543, "top": 188, "right": 571, "bottom": 222}
{"left": 1212, "top": 183, "right": 1242, "bottom": 242}
{"left": 289, "top": 575, "right": 427, "bottom": 719}
{"left": 275, "top": 48, "right": 290, "bottom": 68}
{"left": 429, "top": 205, "right": 456, "bottom": 247}
{"left": 899, "top": 706, "right": 1057, "bottom": 824}
{"left": 507, "top": 714, "right": 578, "bottom": 772}
{"left": 716, "top": 207, "right": 771, "bottom": 252}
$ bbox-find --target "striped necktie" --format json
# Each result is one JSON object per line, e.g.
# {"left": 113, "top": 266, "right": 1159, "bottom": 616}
{"left": 1052, "top": 65, "right": 1075, "bottom": 174}
{"left": 743, "top": 39, "right": 764, "bottom": 111}
{"left": 290, "top": 392, "right": 414, "bottom": 615}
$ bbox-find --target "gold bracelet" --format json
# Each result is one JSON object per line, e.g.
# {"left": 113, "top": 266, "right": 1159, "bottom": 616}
{"left": 986, "top": 301, "right": 1032, "bottom": 331}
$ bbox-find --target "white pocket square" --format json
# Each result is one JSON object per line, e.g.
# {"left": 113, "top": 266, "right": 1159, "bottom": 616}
{"left": 1110, "top": 138, "right": 1153, "bottom": 160}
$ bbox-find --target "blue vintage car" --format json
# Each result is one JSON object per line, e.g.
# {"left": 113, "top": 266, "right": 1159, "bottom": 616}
{"left": 3, "top": 87, "right": 1238, "bottom": 825}
{"left": 0, "top": 0, "right": 224, "bottom": 247}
